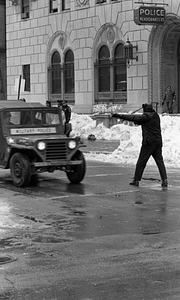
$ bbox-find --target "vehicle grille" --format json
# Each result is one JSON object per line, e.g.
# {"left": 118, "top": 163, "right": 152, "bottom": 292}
{"left": 45, "top": 141, "right": 67, "bottom": 160}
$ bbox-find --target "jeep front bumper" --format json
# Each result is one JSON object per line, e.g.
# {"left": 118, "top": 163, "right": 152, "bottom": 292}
{"left": 33, "top": 160, "right": 83, "bottom": 167}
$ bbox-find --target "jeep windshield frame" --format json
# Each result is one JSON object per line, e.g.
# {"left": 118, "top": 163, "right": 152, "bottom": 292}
{"left": 1, "top": 107, "right": 65, "bottom": 136}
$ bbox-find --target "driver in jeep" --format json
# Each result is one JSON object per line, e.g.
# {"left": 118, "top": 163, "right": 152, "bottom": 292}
{"left": 3, "top": 111, "right": 14, "bottom": 126}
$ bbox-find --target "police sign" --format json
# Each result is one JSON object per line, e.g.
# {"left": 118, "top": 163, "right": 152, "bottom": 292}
{"left": 134, "top": 6, "right": 166, "bottom": 25}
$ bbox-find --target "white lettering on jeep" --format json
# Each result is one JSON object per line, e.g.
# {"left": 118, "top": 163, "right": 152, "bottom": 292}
{"left": 10, "top": 127, "right": 57, "bottom": 135}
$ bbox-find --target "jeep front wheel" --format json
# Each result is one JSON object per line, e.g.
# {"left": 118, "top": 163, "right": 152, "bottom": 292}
{"left": 66, "top": 150, "right": 86, "bottom": 184}
{"left": 10, "top": 153, "right": 31, "bottom": 187}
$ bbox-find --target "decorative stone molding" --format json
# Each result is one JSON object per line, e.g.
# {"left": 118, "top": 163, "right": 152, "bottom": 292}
{"left": 76, "top": 0, "right": 89, "bottom": 7}
{"left": 107, "top": 27, "right": 115, "bottom": 44}
{"left": 59, "top": 33, "right": 67, "bottom": 50}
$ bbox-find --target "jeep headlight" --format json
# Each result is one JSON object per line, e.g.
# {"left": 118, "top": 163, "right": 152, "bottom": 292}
{"left": 37, "top": 141, "right": 46, "bottom": 150}
{"left": 68, "top": 140, "right": 76, "bottom": 149}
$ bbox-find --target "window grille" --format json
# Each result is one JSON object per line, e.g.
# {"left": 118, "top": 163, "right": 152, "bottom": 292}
{"left": 23, "top": 64, "right": 30, "bottom": 92}
{"left": 64, "top": 50, "right": 74, "bottom": 94}
{"left": 96, "top": 0, "right": 106, "bottom": 4}
{"left": 114, "top": 44, "right": 127, "bottom": 92}
{"left": 21, "top": 0, "right": 29, "bottom": 19}
{"left": 98, "top": 46, "right": 110, "bottom": 92}
{"left": 51, "top": 52, "right": 61, "bottom": 94}
{"left": 62, "top": 0, "right": 70, "bottom": 11}
{"left": 50, "top": 0, "right": 58, "bottom": 13}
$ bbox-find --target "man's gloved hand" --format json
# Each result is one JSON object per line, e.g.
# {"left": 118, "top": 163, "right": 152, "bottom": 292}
{"left": 111, "top": 113, "right": 123, "bottom": 118}
{"left": 161, "top": 101, "right": 164, "bottom": 106}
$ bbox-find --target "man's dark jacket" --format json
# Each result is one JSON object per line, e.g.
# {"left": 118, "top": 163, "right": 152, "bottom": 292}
{"left": 63, "top": 105, "right": 71, "bottom": 123}
{"left": 112, "top": 106, "right": 162, "bottom": 146}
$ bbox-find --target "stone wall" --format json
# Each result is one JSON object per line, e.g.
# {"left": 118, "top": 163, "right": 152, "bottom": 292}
{"left": 6, "top": 0, "right": 180, "bottom": 112}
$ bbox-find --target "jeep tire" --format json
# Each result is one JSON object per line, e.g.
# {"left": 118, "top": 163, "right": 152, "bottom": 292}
{"left": 10, "top": 153, "right": 31, "bottom": 187}
{"left": 66, "top": 150, "right": 86, "bottom": 184}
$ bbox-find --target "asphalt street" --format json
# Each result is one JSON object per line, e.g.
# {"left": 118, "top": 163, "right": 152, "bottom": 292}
{"left": 0, "top": 140, "right": 180, "bottom": 300}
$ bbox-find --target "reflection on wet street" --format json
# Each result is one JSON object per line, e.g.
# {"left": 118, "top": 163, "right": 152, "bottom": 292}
{"left": 0, "top": 198, "right": 27, "bottom": 237}
{"left": 0, "top": 201, "right": 13, "bottom": 232}
{"left": 0, "top": 166, "right": 180, "bottom": 246}
{"left": 0, "top": 163, "right": 180, "bottom": 299}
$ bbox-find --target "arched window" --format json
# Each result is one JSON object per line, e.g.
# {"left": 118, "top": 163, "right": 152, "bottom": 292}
{"left": 98, "top": 46, "right": 110, "bottom": 92}
{"left": 64, "top": 50, "right": 74, "bottom": 93}
{"left": 95, "top": 42, "right": 127, "bottom": 103}
{"left": 114, "top": 43, "right": 127, "bottom": 91}
{"left": 51, "top": 51, "right": 61, "bottom": 94}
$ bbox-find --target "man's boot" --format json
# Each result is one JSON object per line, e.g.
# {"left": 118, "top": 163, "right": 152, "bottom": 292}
{"left": 161, "top": 179, "right": 168, "bottom": 187}
{"left": 129, "top": 180, "right": 139, "bottom": 187}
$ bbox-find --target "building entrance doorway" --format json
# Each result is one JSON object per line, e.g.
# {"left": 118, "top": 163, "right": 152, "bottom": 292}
{"left": 150, "top": 17, "right": 180, "bottom": 114}
{"left": 161, "top": 25, "right": 180, "bottom": 113}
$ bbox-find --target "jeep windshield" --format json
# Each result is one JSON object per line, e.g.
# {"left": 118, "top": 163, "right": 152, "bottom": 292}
{"left": 2, "top": 109, "right": 64, "bottom": 136}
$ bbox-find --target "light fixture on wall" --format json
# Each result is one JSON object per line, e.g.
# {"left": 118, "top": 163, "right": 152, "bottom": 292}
{"left": 9, "top": 0, "right": 18, "bottom": 5}
{"left": 124, "top": 37, "right": 138, "bottom": 68}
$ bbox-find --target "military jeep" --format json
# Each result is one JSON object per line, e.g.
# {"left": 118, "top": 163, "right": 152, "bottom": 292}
{"left": 0, "top": 100, "right": 86, "bottom": 187}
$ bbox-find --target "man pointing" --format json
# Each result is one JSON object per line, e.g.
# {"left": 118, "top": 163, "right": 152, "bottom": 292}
{"left": 112, "top": 103, "right": 168, "bottom": 187}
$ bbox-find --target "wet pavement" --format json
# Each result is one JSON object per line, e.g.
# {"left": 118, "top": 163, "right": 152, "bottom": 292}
{"left": 0, "top": 141, "right": 180, "bottom": 299}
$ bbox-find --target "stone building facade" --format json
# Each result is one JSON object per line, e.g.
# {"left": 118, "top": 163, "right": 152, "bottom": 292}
{"left": 6, "top": 0, "right": 180, "bottom": 113}
{"left": 0, "top": 0, "right": 6, "bottom": 100}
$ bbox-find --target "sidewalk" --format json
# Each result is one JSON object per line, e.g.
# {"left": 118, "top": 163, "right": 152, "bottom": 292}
{"left": 84, "top": 139, "right": 120, "bottom": 154}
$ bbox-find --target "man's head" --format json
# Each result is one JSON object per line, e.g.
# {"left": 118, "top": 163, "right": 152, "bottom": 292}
{"left": 57, "top": 100, "right": 62, "bottom": 108}
{"left": 167, "top": 85, "right": 172, "bottom": 92}
{"left": 3, "top": 111, "right": 11, "bottom": 125}
{"left": 46, "top": 101, "right": 51, "bottom": 107}
{"left": 62, "top": 100, "right": 67, "bottom": 108}
{"left": 142, "top": 103, "right": 154, "bottom": 112}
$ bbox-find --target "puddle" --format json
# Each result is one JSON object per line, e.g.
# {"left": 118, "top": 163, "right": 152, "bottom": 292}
{"left": 18, "top": 214, "right": 44, "bottom": 223}
{"left": 142, "top": 177, "right": 161, "bottom": 182}
{"left": 0, "top": 291, "right": 11, "bottom": 299}
{"left": 0, "top": 255, "right": 17, "bottom": 265}
{"left": 71, "top": 210, "right": 87, "bottom": 216}
{"left": 142, "top": 229, "right": 161, "bottom": 235}
{"left": 32, "top": 236, "right": 72, "bottom": 243}
{"left": 0, "top": 237, "right": 14, "bottom": 248}
{"left": 0, "top": 236, "right": 25, "bottom": 248}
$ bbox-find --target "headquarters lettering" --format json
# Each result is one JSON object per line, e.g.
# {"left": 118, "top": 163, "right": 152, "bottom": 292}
{"left": 134, "top": 6, "right": 166, "bottom": 25}
{"left": 140, "top": 16, "right": 165, "bottom": 23}
{"left": 140, "top": 8, "right": 165, "bottom": 23}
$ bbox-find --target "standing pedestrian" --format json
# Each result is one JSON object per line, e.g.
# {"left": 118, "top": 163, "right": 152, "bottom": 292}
{"left": 162, "top": 85, "right": 176, "bottom": 114}
{"left": 62, "top": 100, "right": 71, "bottom": 123}
{"left": 62, "top": 100, "right": 72, "bottom": 137}
{"left": 112, "top": 103, "right": 168, "bottom": 187}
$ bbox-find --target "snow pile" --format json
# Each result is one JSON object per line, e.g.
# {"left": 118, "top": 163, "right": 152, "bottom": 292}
{"left": 71, "top": 113, "right": 180, "bottom": 167}
{"left": 93, "top": 103, "right": 123, "bottom": 114}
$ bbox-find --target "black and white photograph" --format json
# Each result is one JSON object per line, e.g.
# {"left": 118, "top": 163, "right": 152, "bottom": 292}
{"left": 0, "top": 0, "right": 180, "bottom": 299}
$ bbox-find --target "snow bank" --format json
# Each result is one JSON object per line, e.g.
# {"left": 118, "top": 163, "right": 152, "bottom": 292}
{"left": 71, "top": 113, "right": 180, "bottom": 167}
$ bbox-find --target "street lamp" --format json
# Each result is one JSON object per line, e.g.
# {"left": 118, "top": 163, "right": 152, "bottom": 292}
{"left": 124, "top": 38, "right": 138, "bottom": 68}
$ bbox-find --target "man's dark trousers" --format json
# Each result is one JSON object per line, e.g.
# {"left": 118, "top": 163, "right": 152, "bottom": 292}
{"left": 134, "top": 143, "right": 167, "bottom": 181}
